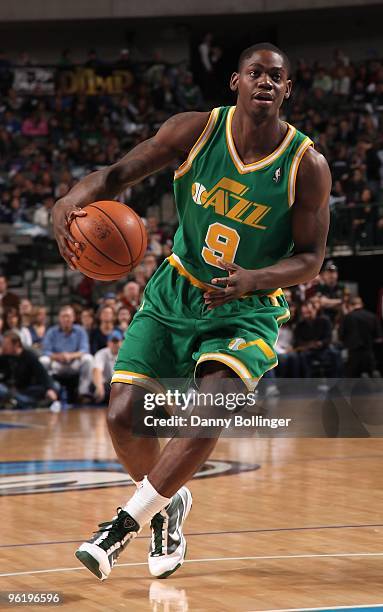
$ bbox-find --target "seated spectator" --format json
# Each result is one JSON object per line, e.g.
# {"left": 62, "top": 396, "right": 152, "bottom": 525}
{"left": 118, "top": 281, "right": 140, "bottom": 316}
{"left": 294, "top": 302, "right": 342, "bottom": 377}
{"left": 117, "top": 306, "right": 132, "bottom": 334}
{"left": 351, "top": 187, "right": 377, "bottom": 246}
{"left": 152, "top": 76, "right": 178, "bottom": 116}
{"left": 345, "top": 168, "right": 367, "bottom": 203}
{"left": 33, "top": 195, "right": 54, "bottom": 229}
{"left": 19, "top": 298, "right": 33, "bottom": 327}
{"left": 316, "top": 261, "right": 347, "bottom": 323}
{"left": 92, "top": 330, "right": 123, "bottom": 404}
{"left": 0, "top": 331, "right": 58, "bottom": 409}
{"left": 275, "top": 319, "right": 300, "bottom": 378}
{"left": 40, "top": 305, "right": 93, "bottom": 400}
{"left": 142, "top": 253, "right": 158, "bottom": 281}
{"left": 4, "top": 307, "right": 32, "bottom": 347}
{"left": 80, "top": 308, "right": 95, "bottom": 334}
{"left": 339, "top": 296, "right": 382, "bottom": 377}
{"left": 100, "top": 292, "right": 118, "bottom": 311}
{"left": 312, "top": 67, "right": 333, "bottom": 93}
{"left": 176, "top": 72, "right": 204, "bottom": 111}
{"left": 0, "top": 275, "right": 20, "bottom": 312}
{"left": 89, "top": 305, "right": 116, "bottom": 355}
{"left": 28, "top": 305, "right": 48, "bottom": 351}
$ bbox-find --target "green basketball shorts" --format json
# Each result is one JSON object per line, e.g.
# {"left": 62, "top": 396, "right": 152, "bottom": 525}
{"left": 112, "top": 255, "right": 290, "bottom": 392}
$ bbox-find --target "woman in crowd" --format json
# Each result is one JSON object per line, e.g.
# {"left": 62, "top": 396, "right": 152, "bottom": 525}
{"left": 28, "top": 305, "right": 48, "bottom": 352}
{"left": 4, "top": 307, "right": 32, "bottom": 347}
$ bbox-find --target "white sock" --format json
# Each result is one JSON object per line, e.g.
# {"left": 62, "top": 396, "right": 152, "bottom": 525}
{"left": 124, "top": 476, "right": 171, "bottom": 527}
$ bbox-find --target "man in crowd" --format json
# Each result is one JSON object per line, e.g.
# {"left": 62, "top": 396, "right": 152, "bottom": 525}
{"left": 316, "top": 261, "right": 347, "bottom": 322}
{"left": 40, "top": 305, "right": 93, "bottom": 400}
{"left": 340, "top": 296, "right": 382, "bottom": 376}
{"left": 294, "top": 302, "right": 342, "bottom": 377}
{"left": 0, "top": 331, "right": 58, "bottom": 409}
{"left": 92, "top": 330, "right": 123, "bottom": 404}
{"left": 119, "top": 281, "right": 140, "bottom": 316}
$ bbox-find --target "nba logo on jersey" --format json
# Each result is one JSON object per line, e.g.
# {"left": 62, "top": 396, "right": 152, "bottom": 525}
{"left": 273, "top": 168, "right": 281, "bottom": 183}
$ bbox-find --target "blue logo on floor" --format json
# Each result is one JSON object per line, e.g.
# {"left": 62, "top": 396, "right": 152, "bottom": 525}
{"left": 0, "top": 459, "right": 259, "bottom": 496}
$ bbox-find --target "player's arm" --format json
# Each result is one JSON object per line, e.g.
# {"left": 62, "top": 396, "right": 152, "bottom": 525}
{"left": 52, "top": 111, "right": 209, "bottom": 267}
{"left": 205, "top": 148, "right": 332, "bottom": 308}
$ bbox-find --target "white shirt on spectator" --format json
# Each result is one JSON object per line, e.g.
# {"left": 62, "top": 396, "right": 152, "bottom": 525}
{"left": 33, "top": 205, "right": 50, "bottom": 228}
{"left": 13, "top": 327, "right": 33, "bottom": 347}
{"left": 93, "top": 347, "right": 118, "bottom": 383}
{"left": 275, "top": 327, "right": 293, "bottom": 355}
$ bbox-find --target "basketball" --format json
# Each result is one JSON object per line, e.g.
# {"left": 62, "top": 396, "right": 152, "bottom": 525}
{"left": 69, "top": 200, "right": 147, "bottom": 281}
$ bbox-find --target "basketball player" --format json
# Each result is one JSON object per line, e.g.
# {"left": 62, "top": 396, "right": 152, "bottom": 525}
{"left": 53, "top": 43, "right": 331, "bottom": 580}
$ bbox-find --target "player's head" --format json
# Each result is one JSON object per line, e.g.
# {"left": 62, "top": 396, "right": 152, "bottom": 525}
{"left": 230, "top": 43, "right": 292, "bottom": 120}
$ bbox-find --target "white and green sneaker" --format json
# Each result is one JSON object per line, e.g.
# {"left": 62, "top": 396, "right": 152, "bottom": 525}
{"left": 75, "top": 508, "right": 140, "bottom": 580}
{"left": 148, "top": 486, "right": 193, "bottom": 579}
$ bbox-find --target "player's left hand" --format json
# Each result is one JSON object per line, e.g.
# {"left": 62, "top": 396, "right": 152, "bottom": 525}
{"left": 204, "top": 260, "right": 256, "bottom": 309}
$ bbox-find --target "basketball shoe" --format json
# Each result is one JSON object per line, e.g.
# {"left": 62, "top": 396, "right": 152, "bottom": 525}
{"left": 148, "top": 486, "right": 193, "bottom": 578}
{"left": 75, "top": 507, "right": 140, "bottom": 580}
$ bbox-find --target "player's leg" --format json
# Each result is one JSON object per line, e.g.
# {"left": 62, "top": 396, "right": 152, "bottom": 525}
{"left": 146, "top": 362, "right": 232, "bottom": 496}
{"left": 106, "top": 382, "right": 160, "bottom": 481}
{"left": 75, "top": 359, "right": 235, "bottom": 581}
{"left": 75, "top": 303, "right": 195, "bottom": 580}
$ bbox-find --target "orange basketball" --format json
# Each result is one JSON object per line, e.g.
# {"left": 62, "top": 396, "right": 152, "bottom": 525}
{"left": 69, "top": 200, "right": 147, "bottom": 281}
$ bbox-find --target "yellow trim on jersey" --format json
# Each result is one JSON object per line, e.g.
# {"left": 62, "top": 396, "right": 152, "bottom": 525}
{"left": 167, "top": 254, "right": 213, "bottom": 291}
{"left": 288, "top": 137, "right": 314, "bottom": 206}
{"left": 111, "top": 370, "right": 166, "bottom": 394}
{"left": 174, "top": 107, "right": 220, "bottom": 180}
{"left": 242, "top": 287, "right": 282, "bottom": 304}
{"left": 195, "top": 352, "right": 259, "bottom": 391}
{"left": 226, "top": 106, "right": 296, "bottom": 174}
{"left": 229, "top": 337, "right": 275, "bottom": 359}
{"left": 276, "top": 309, "right": 291, "bottom": 324}
{"left": 168, "top": 254, "right": 286, "bottom": 303}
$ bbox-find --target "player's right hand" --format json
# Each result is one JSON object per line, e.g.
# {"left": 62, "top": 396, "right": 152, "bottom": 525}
{"left": 52, "top": 199, "right": 87, "bottom": 269}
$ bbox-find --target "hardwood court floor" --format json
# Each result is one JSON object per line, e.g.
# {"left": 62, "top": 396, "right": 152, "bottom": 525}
{"left": 1, "top": 407, "right": 383, "bottom": 611}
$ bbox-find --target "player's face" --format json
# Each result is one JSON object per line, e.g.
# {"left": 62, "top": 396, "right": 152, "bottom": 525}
{"left": 230, "top": 50, "right": 292, "bottom": 119}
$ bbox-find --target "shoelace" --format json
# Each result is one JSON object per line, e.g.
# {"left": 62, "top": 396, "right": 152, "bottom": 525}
{"left": 151, "top": 513, "right": 165, "bottom": 555}
{"left": 94, "top": 507, "right": 130, "bottom": 550}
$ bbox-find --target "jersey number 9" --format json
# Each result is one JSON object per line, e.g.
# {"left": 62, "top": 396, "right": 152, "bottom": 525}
{"left": 201, "top": 222, "right": 240, "bottom": 269}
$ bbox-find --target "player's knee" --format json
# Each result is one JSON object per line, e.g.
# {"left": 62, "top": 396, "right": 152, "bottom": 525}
{"left": 107, "top": 383, "right": 138, "bottom": 436}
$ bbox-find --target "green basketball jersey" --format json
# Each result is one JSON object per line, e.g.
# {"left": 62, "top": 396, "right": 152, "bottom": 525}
{"left": 171, "top": 105, "right": 313, "bottom": 290}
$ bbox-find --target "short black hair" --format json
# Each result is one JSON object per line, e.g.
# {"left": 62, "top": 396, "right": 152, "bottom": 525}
{"left": 238, "top": 42, "right": 291, "bottom": 76}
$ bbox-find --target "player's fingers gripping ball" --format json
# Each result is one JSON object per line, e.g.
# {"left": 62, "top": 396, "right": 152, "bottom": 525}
{"left": 69, "top": 200, "right": 147, "bottom": 280}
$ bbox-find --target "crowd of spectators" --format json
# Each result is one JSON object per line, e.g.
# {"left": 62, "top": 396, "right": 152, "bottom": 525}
{"left": 0, "top": 44, "right": 383, "bottom": 408}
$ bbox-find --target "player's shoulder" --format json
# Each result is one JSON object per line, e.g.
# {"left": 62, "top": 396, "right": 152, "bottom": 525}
{"left": 296, "top": 144, "right": 332, "bottom": 195}
{"left": 299, "top": 144, "right": 330, "bottom": 176}
{"left": 158, "top": 110, "right": 214, "bottom": 155}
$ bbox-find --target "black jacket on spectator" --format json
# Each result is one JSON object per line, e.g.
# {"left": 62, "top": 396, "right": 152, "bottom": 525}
{"left": 294, "top": 315, "right": 332, "bottom": 348}
{"left": 0, "top": 349, "right": 55, "bottom": 391}
{"left": 89, "top": 328, "right": 109, "bottom": 355}
{"left": 340, "top": 308, "right": 382, "bottom": 351}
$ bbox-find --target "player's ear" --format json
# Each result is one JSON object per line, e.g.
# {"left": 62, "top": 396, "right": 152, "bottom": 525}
{"left": 284, "top": 79, "right": 292, "bottom": 100}
{"left": 230, "top": 72, "right": 239, "bottom": 93}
